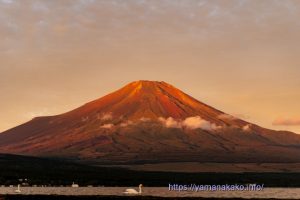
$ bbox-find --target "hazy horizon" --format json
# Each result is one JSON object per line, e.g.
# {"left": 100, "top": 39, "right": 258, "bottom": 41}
{"left": 1, "top": 0, "right": 300, "bottom": 133}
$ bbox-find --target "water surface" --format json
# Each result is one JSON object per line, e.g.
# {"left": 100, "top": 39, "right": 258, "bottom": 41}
{"left": 0, "top": 187, "right": 299, "bottom": 199}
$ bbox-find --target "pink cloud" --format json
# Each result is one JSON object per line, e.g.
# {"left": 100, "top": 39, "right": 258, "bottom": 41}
{"left": 273, "top": 117, "right": 300, "bottom": 126}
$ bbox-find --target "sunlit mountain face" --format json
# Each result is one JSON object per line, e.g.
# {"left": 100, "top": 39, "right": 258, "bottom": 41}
{"left": 1, "top": 81, "right": 300, "bottom": 164}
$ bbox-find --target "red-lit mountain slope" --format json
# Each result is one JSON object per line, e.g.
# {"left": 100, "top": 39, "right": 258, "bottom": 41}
{"left": 1, "top": 81, "right": 300, "bottom": 164}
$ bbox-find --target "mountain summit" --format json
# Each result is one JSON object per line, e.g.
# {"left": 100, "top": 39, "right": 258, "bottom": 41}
{"left": 1, "top": 80, "right": 300, "bottom": 164}
{"left": 63, "top": 80, "right": 244, "bottom": 126}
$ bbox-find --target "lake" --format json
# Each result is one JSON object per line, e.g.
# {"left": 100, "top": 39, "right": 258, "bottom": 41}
{"left": 0, "top": 187, "right": 300, "bottom": 199}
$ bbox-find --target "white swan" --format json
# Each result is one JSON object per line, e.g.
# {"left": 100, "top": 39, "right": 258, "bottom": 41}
{"left": 71, "top": 182, "right": 79, "bottom": 188}
{"left": 15, "top": 184, "right": 21, "bottom": 193}
{"left": 124, "top": 184, "right": 143, "bottom": 195}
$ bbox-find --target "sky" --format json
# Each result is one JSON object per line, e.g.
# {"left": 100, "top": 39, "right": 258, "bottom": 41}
{"left": 0, "top": 0, "right": 300, "bottom": 133}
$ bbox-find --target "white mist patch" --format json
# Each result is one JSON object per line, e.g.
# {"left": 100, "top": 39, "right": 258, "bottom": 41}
{"left": 81, "top": 116, "right": 89, "bottom": 122}
{"left": 183, "top": 116, "right": 219, "bottom": 131}
{"left": 101, "top": 113, "right": 113, "bottom": 121}
{"left": 140, "top": 117, "right": 151, "bottom": 122}
{"left": 242, "top": 124, "right": 251, "bottom": 132}
{"left": 159, "top": 117, "right": 181, "bottom": 128}
{"left": 100, "top": 123, "right": 114, "bottom": 129}
{"left": 120, "top": 120, "right": 133, "bottom": 127}
{"left": 159, "top": 116, "right": 221, "bottom": 131}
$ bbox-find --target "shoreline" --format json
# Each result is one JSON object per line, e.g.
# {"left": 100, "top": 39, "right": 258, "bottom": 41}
{"left": 0, "top": 195, "right": 296, "bottom": 200}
